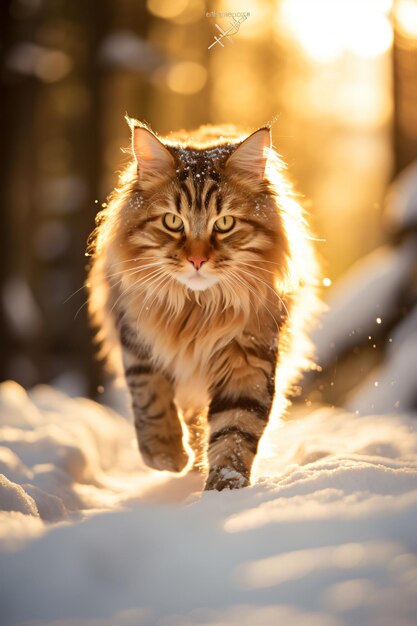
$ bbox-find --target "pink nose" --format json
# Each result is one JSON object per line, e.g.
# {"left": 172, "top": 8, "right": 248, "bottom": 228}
{"left": 188, "top": 255, "right": 207, "bottom": 270}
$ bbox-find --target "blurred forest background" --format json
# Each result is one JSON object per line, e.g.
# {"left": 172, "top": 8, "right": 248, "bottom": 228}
{"left": 0, "top": 0, "right": 416, "bottom": 400}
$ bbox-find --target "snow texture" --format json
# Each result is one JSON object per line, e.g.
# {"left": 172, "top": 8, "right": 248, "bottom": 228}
{"left": 0, "top": 381, "right": 417, "bottom": 626}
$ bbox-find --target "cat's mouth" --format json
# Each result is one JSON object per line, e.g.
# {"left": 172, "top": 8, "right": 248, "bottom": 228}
{"left": 175, "top": 269, "right": 219, "bottom": 292}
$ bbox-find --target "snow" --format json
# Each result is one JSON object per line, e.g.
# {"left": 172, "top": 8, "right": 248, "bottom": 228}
{"left": 310, "top": 236, "right": 417, "bottom": 369}
{"left": 302, "top": 234, "right": 417, "bottom": 414}
{"left": 347, "top": 302, "right": 417, "bottom": 414}
{"left": 385, "top": 161, "right": 417, "bottom": 234}
{"left": 1, "top": 381, "right": 417, "bottom": 625}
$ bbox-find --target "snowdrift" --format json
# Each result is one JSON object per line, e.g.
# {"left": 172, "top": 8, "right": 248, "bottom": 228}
{"left": 0, "top": 381, "right": 417, "bottom": 626}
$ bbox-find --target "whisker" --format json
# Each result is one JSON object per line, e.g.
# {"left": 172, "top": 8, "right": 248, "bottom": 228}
{"left": 237, "top": 266, "right": 290, "bottom": 320}
{"left": 135, "top": 272, "right": 171, "bottom": 333}
{"left": 224, "top": 273, "right": 258, "bottom": 327}
{"left": 227, "top": 270, "right": 262, "bottom": 332}
{"left": 64, "top": 262, "right": 163, "bottom": 305}
{"left": 73, "top": 298, "right": 90, "bottom": 321}
{"left": 239, "top": 261, "right": 277, "bottom": 276}
{"left": 144, "top": 274, "right": 172, "bottom": 315}
{"left": 105, "top": 262, "right": 162, "bottom": 283}
{"left": 122, "top": 271, "right": 166, "bottom": 321}
{"left": 109, "top": 255, "right": 162, "bottom": 267}
{"left": 64, "top": 284, "right": 92, "bottom": 305}
{"left": 220, "top": 275, "right": 241, "bottom": 312}
{"left": 104, "top": 262, "right": 162, "bottom": 279}
{"left": 230, "top": 269, "right": 281, "bottom": 333}
{"left": 237, "top": 267, "right": 290, "bottom": 316}
{"left": 109, "top": 268, "right": 164, "bottom": 316}
{"left": 72, "top": 273, "right": 133, "bottom": 319}
{"left": 304, "top": 235, "right": 326, "bottom": 242}
{"left": 240, "top": 258, "right": 281, "bottom": 266}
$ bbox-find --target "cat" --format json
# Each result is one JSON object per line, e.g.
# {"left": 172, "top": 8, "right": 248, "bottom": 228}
{"left": 87, "top": 118, "right": 320, "bottom": 491}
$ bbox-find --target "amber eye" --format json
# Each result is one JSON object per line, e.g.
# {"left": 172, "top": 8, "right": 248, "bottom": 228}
{"left": 214, "top": 215, "right": 235, "bottom": 233}
{"left": 163, "top": 213, "right": 184, "bottom": 232}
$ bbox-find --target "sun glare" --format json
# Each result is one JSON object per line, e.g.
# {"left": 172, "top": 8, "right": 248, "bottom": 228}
{"left": 279, "top": 0, "right": 393, "bottom": 63}
{"left": 395, "top": 0, "right": 417, "bottom": 39}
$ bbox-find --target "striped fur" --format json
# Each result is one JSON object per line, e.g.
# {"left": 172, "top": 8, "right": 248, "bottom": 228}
{"left": 87, "top": 121, "right": 321, "bottom": 491}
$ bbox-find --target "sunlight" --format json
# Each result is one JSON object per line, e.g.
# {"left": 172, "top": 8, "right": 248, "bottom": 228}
{"left": 225, "top": 0, "right": 272, "bottom": 40}
{"left": 395, "top": 0, "right": 417, "bottom": 39}
{"left": 278, "top": 0, "right": 393, "bottom": 63}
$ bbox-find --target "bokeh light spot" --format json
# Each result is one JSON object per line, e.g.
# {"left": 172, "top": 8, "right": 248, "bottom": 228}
{"left": 147, "top": 0, "right": 188, "bottom": 20}
{"left": 395, "top": 0, "right": 417, "bottom": 39}
{"left": 166, "top": 62, "right": 207, "bottom": 95}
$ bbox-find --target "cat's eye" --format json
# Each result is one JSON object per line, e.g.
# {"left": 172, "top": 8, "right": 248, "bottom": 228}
{"left": 163, "top": 213, "right": 184, "bottom": 232}
{"left": 214, "top": 215, "right": 236, "bottom": 233}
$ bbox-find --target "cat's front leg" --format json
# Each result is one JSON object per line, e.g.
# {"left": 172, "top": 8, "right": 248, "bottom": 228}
{"left": 121, "top": 325, "right": 188, "bottom": 473}
{"left": 205, "top": 337, "right": 277, "bottom": 491}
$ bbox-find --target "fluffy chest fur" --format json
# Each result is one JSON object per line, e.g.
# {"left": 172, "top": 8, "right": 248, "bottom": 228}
{"left": 120, "top": 280, "right": 273, "bottom": 408}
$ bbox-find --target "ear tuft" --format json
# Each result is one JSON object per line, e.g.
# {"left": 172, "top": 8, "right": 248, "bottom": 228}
{"left": 226, "top": 127, "right": 271, "bottom": 181}
{"left": 129, "top": 121, "right": 174, "bottom": 181}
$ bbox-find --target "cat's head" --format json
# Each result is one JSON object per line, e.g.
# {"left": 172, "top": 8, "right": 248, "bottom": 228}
{"left": 111, "top": 120, "right": 291, "bottom": 307}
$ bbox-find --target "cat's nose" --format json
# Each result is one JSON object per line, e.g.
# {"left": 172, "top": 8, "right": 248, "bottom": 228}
{"left": 188, "top": 255, "right": 207, "bottom": 270}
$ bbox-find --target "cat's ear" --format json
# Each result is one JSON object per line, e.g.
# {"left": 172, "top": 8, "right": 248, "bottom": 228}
{"left": 226, "top": 127, "right": 271, "bottom": 182}
{"left": 127, "top": 118, "right": 174, "bottom": 182}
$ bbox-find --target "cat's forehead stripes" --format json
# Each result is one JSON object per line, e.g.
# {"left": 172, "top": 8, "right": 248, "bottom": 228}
{"left": 179, "top": 182, "right": 193, "bottom": 208}
{"left": 177, "top": 179, "right": 221, "bottom": 220}
{"left": 171, "top": 145, "right": 233, "bottom": 214}
{"left": 204, "top": 182, "right": 218, "bottom": 210}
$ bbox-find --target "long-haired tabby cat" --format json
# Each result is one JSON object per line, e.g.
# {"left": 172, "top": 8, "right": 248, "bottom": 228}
{"left": 88, "top": 118, "right": 320, "bottom": 491}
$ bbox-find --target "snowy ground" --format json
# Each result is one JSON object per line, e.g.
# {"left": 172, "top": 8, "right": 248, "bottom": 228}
{"left": 0, "top": 380, "right": 417, "bottom": 626}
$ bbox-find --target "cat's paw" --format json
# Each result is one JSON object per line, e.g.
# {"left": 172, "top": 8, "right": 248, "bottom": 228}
{"left": 140, "top": 443, "right": 189, "bottom": 473}
{"left": 204, "top": 466, "right": 249, "bottom": 491}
